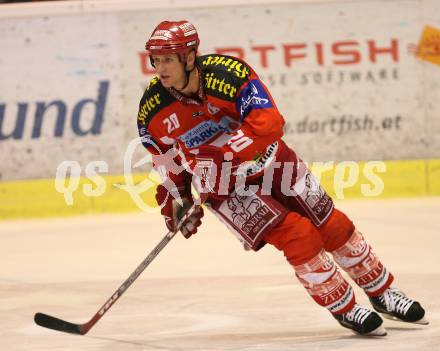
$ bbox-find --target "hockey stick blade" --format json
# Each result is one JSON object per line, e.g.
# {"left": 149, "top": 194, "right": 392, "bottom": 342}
{"left": 33, "top": 203, "right": 201, "bottom": 336}
{"left": 34, "top": 312, "right": 84, "bottom": 334}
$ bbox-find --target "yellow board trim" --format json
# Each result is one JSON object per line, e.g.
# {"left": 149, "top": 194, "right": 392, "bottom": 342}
{"left": 1, "top": 159, "right": 439, "bottom": 220}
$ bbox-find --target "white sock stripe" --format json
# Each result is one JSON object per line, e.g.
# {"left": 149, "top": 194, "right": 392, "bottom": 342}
{"left": 332, "top": 230, "right": 364, "bottom": 256}
{"left": 327, "top": 286, "right": 354, "bottom": 313}
{"left": 294, "top": 250, "right": 331, "bottom": 275}
{"left": 299, "top": 265, "right": 337, "bottom": 285}
{"left": 333, "top": 245, "right": 371, "bottom": 269}
{"left": 360, "top": 268, "right": 389, "bottom": 293}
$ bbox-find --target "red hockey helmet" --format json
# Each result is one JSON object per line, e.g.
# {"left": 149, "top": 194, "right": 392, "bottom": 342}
{"left": 145, "top": 20, "right": 200, "bottom": 63}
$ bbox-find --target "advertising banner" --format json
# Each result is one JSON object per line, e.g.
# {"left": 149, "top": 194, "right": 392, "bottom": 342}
{"left": 0, "top": 0, "right": 439, "bottom": 183}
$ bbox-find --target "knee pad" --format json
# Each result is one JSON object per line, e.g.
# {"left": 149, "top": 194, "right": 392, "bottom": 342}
{"left": 319, "top": 208, "right": 355, "bottom": 252}
{"left": 264, "top": 212, "right": 324, "bottom": 266}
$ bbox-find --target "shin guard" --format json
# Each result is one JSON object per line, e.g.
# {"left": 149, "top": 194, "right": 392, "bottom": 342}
{"left": 331, "top": 229, "right": 393, "bottom": 296}
{"left": 294, "top": 250, "right": 355, "bottom": 314}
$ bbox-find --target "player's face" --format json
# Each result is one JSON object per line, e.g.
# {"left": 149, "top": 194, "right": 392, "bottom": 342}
{"left": 151, "top": 54, "right": 186, "bottom": 89}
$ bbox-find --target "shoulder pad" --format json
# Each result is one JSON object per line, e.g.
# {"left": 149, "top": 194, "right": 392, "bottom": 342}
{"left": 137, "top": 77, "right": 175, "bottom": 127}
{"left": 198, "top": 54, "right": 251, "bottom": 102}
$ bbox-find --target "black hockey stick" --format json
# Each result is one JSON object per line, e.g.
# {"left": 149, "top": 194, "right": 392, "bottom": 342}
{"left": 34, "top": 203, "right": 201, "bottom": 335}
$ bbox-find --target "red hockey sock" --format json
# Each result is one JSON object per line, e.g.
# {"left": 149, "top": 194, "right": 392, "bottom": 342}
{"left": 265, "top": 212, "right": 356, "bottom": 314}
{"left": 293, "top": 250, "right": 355, "bottom": 314}
{"left": 331, "top": 229, "right": 393, "bottom": 297}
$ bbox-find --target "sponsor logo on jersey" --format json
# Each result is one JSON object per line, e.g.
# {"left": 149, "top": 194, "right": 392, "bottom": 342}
{"left": 202, "top": 55, "right": 250, "bottom": 79}
{"left": 138, "top": 126, "right": 147, "bottom": 136}
{"left": 146, "top": 76, "right": 160, "bottom": 90}
{"left": 138, "top": 92, "right": 161, "bottom": 124}
{"left": 207, "top": 102, "right": 221, "bottom": 115}
{"left": 178, "top": 117, "right": 235, "bottom": 148}
{"left": 236, "top": 80, "right": 273, "bottom": 120}
{"left": 137, "top": 77, "right": 169, "bottom": 126}
{"left": 245, "top": 142, "right": 278, "bottom": 177}
{"left": 137, "top": 126, "right": 156, "bottom": 149}
{"left": 192, "top": 111, "right": 204, "bottom": 118}
{"left": 204, "top": 72, "right": 238, "bottom": 99}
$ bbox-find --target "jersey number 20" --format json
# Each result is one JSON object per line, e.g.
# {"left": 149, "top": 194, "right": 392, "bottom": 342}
{"left": 163, "top": 113, "right": 180, "bottom": 133}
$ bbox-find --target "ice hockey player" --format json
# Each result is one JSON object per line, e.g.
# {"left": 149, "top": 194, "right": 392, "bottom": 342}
{"left": 137, "top": 20, "right": 428, "bottom": 336}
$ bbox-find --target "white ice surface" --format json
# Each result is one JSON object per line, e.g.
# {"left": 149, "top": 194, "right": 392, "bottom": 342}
{"left": 1, "top": 198, "right": 439, "bottom": 351}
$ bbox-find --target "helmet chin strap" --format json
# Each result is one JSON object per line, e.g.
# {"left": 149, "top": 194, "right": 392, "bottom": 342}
{"left": 177, "top": 61, "right": 196, "bottom": 92}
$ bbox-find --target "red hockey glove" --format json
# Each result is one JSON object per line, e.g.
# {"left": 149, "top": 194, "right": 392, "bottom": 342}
{"left": 155, "top": 182, "right": 204, "bottom": 239}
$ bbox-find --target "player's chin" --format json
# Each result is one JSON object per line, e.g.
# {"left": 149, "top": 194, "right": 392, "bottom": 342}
{"left": 159, "top": 77, "right": 171, "bottom": 87}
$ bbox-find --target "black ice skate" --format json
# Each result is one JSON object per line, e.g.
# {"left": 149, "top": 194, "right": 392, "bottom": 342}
{"left": 333, "top": 303, "right": 387, "bottom": 336}
{"left": 369, "top": 287, "right": 428, "bottom": 325}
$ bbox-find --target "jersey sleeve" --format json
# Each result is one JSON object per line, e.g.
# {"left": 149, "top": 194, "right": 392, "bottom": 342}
{"left": 137, "top": 105, "right": 168, "bottom": 155}
{"left": 137, "top": 77, "right": 172, "bottom": 155}
{"left": 230, "top": 70, "right": 285, "bottom": 160}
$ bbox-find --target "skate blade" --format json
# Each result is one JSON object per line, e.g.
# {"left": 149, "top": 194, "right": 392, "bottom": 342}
{"left": 352, "top": 324, "right": 387, "bottom": 337}
{"left": 365, "top": 324, "right": 387, "bottom": 336}
{"left": 414, "top": 317, "right": 429, "bottom": 325}
{"left": 382, "top": 313, "right": 430, "bottom": 325}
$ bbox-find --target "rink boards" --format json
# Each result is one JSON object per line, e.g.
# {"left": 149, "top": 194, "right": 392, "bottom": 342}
{"left": 1, "top": 158, "right": 439, "bottom": 219}
{"left": 1, "top": 0, "right": 440, "bottom": 219}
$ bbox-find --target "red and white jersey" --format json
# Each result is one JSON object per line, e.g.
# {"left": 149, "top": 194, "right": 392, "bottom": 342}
{"left": 137, "top": 54, "right": 285, "bottom": 180}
